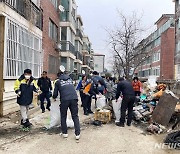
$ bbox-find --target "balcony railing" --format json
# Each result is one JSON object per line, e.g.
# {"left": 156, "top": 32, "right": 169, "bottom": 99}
{"left": 76, "top": 51, "right": 83, "bottom": 61}
{"left": 76, "top": 29, "right": 83, "bottom": 40}
{"left": 60, "top": 41, "right": 76, "bottom": 55}
{"left": 0, "top": 0, "right": 42, "bottom": 30}
{"left": 83, "top": 56, "right": 90, "bottom": 66}
{"left": 60, "top": 10, "right": 69, "bottom": 22}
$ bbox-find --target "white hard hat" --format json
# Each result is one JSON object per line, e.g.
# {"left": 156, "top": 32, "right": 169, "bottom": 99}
{"left": 82, "top": 70, "right": 85, "bottom": 75}
{"left": 59, "top": 65, "right": 65, "bottom": 73}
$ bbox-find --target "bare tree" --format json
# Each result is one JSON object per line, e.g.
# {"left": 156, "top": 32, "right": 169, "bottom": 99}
{"left": 106, "top": 11, "right": 152, "bottom": 80}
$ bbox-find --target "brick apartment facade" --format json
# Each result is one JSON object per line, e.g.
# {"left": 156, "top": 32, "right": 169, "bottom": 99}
{"left": 41, "top": 0, "right": 60, "bottom": 80}
{"left": 136, "top": 14, "right": 175, "bottom": 80}
{"left": 160, "top": 28, "right": 175, "bottom": 79}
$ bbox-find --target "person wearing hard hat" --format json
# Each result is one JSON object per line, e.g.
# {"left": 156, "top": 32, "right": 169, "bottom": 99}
{"left": 53, "top": 66, "right": 80, "bottom": 140}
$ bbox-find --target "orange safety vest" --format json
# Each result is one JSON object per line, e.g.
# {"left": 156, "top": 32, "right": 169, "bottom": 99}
{"left": 83, "top": 83, "right": 92, "bottom": 94}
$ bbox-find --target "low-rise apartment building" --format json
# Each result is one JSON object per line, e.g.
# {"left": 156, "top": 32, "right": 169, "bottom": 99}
{"left": 0, "top": 0, "right": 43, "bottom": 115}
{"left": 136, "top": 14, "right": 175, "bottom": 80}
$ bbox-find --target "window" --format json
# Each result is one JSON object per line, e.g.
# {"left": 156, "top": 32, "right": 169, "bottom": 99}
{"left": 48, "top": 55, "right": 59, "bottom": 74}
{"left": 178, "top": 64, "right": 180, "bottom": 74}
{"left": 50, "top": 0, "right": 58, "bottom": 8}
{"left": 61, "top": 57, "right": 67, "bottom": 70}
{"left": 152, "top": 52, "right": 160, "bottom": 62}
{"left": 154, "top": 37, "right": 161, "bottom": 47}
{"left": 60, "top": 0, "right": 70, "bottom": 21}
{"left": 61, "top": 27, "right": 67, "bottom": 40}
{"left": 152, "top": 68, "right": 160, "bottom": 76}
{"left": 70, "top": 58, "right": 74, "bottom": 72}
{"left": 49, "top": 19, "right": 58, "bottom": 42}
{"left": 5, "top": 19, "right": 42, "bottom": 79}
{"left": 177, "top": 41, "right": 180, "bottom": 54}
{"left": 31, "top": 0, "right": 40, "bottom": 7}
{"left": 75, "top": 41, "right": 78, "bottom": 51}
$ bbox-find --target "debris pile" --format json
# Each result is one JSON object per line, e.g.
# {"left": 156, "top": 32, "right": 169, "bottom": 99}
{"left": 132, "top": 80, "right": 179, "bottom": 135}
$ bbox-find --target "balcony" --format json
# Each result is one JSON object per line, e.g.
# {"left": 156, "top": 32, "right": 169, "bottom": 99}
{"left": 76, "top": 51, "right": 83, "bottom": 61}
{"left": 83, "top": 56, "right": 91, "bottom": 66}
{"left": 60, "top": 10, "right": 69, "bottom": 22}
{"left": 76, "top": 29, "right": 83, "bottom": 40}
{"left": 0, "top": 0, "right": 42, "bottom": 30}
{"left": 60, "top": 41, "right": 76, "bottom": 55}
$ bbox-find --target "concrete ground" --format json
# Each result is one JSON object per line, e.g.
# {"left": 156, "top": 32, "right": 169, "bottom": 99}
{"left": 0, "top": 97, "right": 179, "bottom": 154}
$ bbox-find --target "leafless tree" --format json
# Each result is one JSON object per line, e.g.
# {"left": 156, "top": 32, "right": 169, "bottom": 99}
{"left": 106, "top": 11, "right": 152, "bottom": 80}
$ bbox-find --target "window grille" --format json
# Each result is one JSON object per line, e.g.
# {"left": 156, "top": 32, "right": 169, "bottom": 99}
{"left": 4, "top": 19, "right": 42, "bottom": 79}
{"left": 49, "top": 19, "right": 58, "bottom": 42}
{"left": 50, "top": 0, "right": 58, "bottom": 8}
{"left": 48, "top": 55, "right": 59, "bottom": 74}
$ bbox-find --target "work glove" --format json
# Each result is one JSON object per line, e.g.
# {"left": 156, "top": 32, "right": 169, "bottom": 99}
{"left": 17, "top": 91, "right": 21, "bottom": 97}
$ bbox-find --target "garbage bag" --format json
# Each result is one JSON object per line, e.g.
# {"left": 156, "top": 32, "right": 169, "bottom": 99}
{"left": 47, "top": 101, "right": 61, "bottom": 129}
{"left": 112, "top": 97, "right": 122, "bottom": 123}
{"left": 96, "top": 94, "right": 106, "bottom": 109}
{"left": 164, "top": 131, "right": 180, "bottom": 149}
{"left": 46, "top": 102, "right": 74, "bottom": 129}
{"left": 66, "top": 116, "right": 74, "bottom": 128}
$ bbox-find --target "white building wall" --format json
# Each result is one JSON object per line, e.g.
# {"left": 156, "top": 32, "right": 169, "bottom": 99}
{"left": 93, "top": 55, "right": 105, "bottom": 73}
{"left": 0, "top": 3, "right": 42, "bottom": 115}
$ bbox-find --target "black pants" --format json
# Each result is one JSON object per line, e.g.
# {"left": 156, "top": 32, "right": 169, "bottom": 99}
{"left": 40, "top": 92, "right": 51, "bottom": 111}
{"left": 60, "top": 99, "right": 80, "bottom": 136}
{"left": 120, "top": 95, "right": 135, "bottom": 125}
{"left": 80, "top": 91, "right": 85, "bottom": 106}
{"left": 83, "top": 95, "right": 92, "bottom": 114}
{"left": 134, "top": 91, "right": 141, "bottom": 96}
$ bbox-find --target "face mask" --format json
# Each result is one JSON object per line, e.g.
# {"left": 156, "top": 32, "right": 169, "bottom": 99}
{"left": 25, "top": 75, "right": 31, "bottom": 80}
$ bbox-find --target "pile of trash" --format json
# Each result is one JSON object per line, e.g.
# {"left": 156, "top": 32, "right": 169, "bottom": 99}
{"left": 132, "top": 77, "right": 180, "bottom": 136}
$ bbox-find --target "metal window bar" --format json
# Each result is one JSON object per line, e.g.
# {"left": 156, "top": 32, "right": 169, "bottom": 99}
{"left": 0, "top": 0, "right": 42, "bottom": 30}
{"left": 60, "top": 41, "right": 75, "bottom": 55}
{"left": 4, "top": 18, "right": 42, "bottom": 79}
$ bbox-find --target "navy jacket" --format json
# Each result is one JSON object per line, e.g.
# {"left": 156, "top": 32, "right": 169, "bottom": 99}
{"left": 38, "top": 77, "right": 52, "bottom": 92}
{"left": 14, "top": 75, "right": 38, "bottom": 106}
{"left": 116, "top": 80, "right": 135, "bottom": 100}
{"left": 53, "top": 74, "right": 78, "bottom": 102}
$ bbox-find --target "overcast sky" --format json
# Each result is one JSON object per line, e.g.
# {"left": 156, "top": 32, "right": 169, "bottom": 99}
{"left": 76, "top": 0, "right": 174, "bottom": 69}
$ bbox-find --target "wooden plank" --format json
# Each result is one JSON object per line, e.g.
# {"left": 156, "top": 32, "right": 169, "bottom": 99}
{"left": 0, "top": 16, "right": 5, "bottom": 117}
{"left": 152, "top": 92, "right": 178, "bottom": 126}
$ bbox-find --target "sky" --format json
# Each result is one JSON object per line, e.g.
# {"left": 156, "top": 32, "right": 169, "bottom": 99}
{"left": 75, "top": 0, "right": 174, "bottom": 69}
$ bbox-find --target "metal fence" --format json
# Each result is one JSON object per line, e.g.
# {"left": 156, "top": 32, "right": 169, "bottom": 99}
{"left": 60, "top": 41, "right": 76, "bottom": 55}
{"left": 0, "top": 0, "right": 42, "bottom": 30}
{"left": 76, "top": 51, "right": 83, "bottom": 61}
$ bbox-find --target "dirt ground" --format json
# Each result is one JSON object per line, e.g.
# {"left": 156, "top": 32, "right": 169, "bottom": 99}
{"left": 0, "top": 99, "right": 179, "bottom": 154}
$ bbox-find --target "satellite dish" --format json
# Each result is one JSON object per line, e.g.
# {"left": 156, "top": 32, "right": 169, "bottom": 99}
{"left": 59, "top": 65, "right": 65, "bottom": 73}
{"left": 82, "top": 70, "right": 85, "bottom": 75}
{"left": 59, "top": 5, "right": 65, "bottom": 12}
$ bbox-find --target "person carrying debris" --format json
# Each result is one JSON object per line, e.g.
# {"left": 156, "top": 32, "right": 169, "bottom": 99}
{"left": 53, "top": 66, "right": 80, "bottom": 140}
{"left": 116, "top": 77, "right": 135, "bottom": 127}
{"left": 38, "top": 71, "right": 52, "bottom": 113}
{"left": 14, "top": 69, "right": 38, "bottom": 128}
